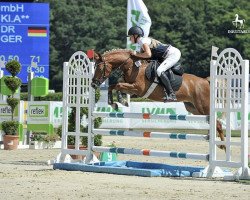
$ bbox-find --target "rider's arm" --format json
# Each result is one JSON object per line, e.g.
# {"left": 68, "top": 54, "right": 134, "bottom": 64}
{"left": 131, "top": 43, "right": 152, "bottom": 59}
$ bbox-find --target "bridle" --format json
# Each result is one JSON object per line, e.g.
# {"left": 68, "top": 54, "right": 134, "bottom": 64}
{"left": 92, "top": 55, "right": 130, "bottom": 87}
{"left": 95, "top": 57, "right": 109, "bottom": 81}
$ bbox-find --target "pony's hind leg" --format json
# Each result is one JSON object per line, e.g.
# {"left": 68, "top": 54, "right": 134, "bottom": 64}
{"left": 184, "top": 102, "right": 200, "bottom": 115}
{"left": 216, "top": 120, "right": 226, "bottom": 151}
{"left": 108, "top": 90, "right": 113, "bottom": 105}
{"left": 116, "top": 90, "right": 129, "bottom": 107}
{"left": 108, "top": 85, "right": 119, "bottom": 111}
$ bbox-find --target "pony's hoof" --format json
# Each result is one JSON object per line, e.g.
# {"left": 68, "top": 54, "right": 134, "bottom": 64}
{"left": 217, "top": 145, "right": 226, "bottom": 151}
{"left": 118, "top": 99, "right": 129, "bottom": 107}
{"left": 111, "top": 103, "right": 119, "bottom": 111}
{"left": 121, "top": 100, "right": 129, "bottom": 107}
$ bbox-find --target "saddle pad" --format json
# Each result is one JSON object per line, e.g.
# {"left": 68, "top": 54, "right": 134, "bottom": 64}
{"left": 145, "top": 62, "right": 183, "bottom": 92}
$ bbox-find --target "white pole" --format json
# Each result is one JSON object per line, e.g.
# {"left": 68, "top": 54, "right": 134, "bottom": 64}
{"left": 28, "top": 62, "right": 36, "bottom": 101}
{"left": 0, "top": 61, "right": 5, "bottom": 101}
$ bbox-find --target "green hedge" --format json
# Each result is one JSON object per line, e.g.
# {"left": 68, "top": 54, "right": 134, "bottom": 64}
{"left": 20, "top": 92, "right": 148, "bottom": 102}
{"left": 20, "top": 92, "right": 63, "bottom": 101}
{"left": 20, "top": 89, "right": 100, "bottom": 102}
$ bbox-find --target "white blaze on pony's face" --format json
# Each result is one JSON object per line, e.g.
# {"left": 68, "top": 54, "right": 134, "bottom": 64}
{"left": 91, "top": 52, "right": 109, "bottom": 88}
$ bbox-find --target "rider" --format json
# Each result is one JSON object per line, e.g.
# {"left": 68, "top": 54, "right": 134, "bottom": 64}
{"left": 128, "top": 26, "right": 181, "bottom": 101}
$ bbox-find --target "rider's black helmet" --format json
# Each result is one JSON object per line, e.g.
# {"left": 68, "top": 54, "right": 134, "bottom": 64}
{"left": 128, "top": 26, "right": 144, "bottom": 37}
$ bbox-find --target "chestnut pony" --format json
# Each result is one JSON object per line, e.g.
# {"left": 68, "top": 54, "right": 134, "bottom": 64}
{"left": 91, "top": 49, "right": 225, "bottom": 150}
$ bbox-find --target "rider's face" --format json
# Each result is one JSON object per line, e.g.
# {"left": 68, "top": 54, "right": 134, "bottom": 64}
{"left": 129, "top": 35, "right": 138, "bottom": 44}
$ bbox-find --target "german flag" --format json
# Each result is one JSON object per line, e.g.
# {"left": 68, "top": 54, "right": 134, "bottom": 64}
{"left": 28, "top": 27, "right": 47, "bottom": 37}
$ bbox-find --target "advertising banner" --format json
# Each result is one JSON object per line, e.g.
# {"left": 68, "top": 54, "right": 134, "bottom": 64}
{"left": 27, "top": 101, "right": 63, "bottom": 133}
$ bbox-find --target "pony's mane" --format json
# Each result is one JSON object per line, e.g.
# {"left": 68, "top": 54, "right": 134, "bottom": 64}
{"left": 103, "top": 49, "right": 131, "bottom": 56}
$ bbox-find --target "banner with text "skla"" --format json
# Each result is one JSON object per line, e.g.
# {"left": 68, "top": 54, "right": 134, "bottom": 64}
{"left": 127, "top": 0, "right": 151, "bottom": 50}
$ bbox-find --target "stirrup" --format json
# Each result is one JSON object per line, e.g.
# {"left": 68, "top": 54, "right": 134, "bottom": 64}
{"left": 163, "top": 93, "right": 177, "bottom": 102}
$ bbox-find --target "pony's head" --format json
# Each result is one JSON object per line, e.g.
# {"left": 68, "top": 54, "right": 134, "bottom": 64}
{"left": 91, "top": 52, "right": 107, "bottom": 88}
{"left": 91, "top": 49, "right": 132, "bottom": 89}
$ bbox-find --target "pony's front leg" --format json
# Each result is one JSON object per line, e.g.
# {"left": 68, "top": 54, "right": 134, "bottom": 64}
{"left": 108, "top": 85, "right": 115, "bottom": 105}
{"left": 107, "top": 85, "right": 120, "bottom": 110}
{"left": 114, "top": 82, "right": 140, "bottom": 95}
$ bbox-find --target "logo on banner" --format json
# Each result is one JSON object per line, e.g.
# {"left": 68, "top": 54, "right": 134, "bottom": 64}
{"left": 127, "top": 0, "right": 151, "bottom": 50}
{"left": 131, "top": 9, "right": 148, "bottom": 27}
{"left": 29, "top": 105, "right": 48, "bottom": 117}
{"left": 129, "top": 9, "right": 150, "bottom": 50}
{"left": 0, "top": 105, "right": 11, "bottom": 115}
{"left": 142, "top": 107, "right": 176, "bottom": 115}
{"left": 0, "top": 104, "right": 18, "bottom": 116}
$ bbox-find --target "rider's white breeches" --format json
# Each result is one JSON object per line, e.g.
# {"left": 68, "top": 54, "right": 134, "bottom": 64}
{"left": 156, "top": 46, "right": 181, "bottom": 77}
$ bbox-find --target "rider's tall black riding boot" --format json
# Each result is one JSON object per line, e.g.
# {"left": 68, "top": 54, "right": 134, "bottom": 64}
{"left": 159, "top": 72, "right": 177, "bottom": 101}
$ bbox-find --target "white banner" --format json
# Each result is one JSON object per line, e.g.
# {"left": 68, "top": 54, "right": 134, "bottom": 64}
{"left": 127, "top": 0, "right": 151, "bottom": 49}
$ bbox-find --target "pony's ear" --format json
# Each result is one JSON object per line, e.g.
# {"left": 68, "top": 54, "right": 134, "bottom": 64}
{"left": 94, "top": 52, "right": 102, "bottom": 61}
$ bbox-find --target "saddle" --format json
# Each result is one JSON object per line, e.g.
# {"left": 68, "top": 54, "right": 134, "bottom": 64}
{"left": 145, "top": 61, "right": 183, "bottom": 91}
